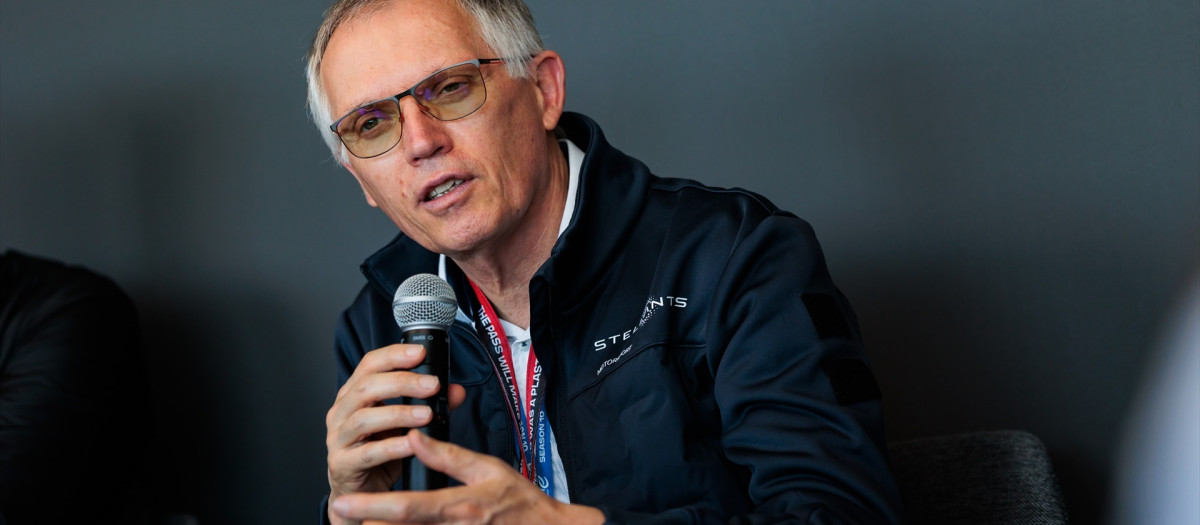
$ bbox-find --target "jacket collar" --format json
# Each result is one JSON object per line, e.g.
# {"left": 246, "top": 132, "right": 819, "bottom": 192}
{"left": 536, "top": 112, "right": 650, "bottom": 309}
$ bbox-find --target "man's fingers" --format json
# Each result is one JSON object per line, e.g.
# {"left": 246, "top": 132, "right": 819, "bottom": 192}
{"left": 332, "top": 490, "right": 459, "bottom": 523}
{"left": 335, "top": 344, "right": 428, "bottom": 399}
{"left": 448, "top": 384, "right": 466, "bottom": 411}
{"left": 333, "top": 485, "right": 494, "bottom": 524}
{"left": 331, "top": 491, "right": 411, "bottom": 521}
{"left": 331, "top": 404, "right": 432, "bottom": 449}
{"left": 407, "top": 429, "right": 509, "bottom": 485}
{"left": 329, "top": 433, "right": 412, "bottom": 474}
{"left": 332, "top": 433, "right": 580, "bottom": 525}
{"left": 361, "top": 344, "right": 427, "bottom": 373}
{"left": 327, "top": 371, "right": 441, "bottom": 429}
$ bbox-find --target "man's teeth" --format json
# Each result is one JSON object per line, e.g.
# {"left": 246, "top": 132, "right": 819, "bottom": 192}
{"left": 427, "top": 179, "right": 464, "bottom": 200}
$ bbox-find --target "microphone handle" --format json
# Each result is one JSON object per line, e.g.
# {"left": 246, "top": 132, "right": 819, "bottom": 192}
{"left": 401, "top": 327, "right": 449, "bottom": 490}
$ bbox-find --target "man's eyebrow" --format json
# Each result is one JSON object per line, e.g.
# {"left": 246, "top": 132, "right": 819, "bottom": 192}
{"left": 343, "top": 95, "right": 390, "bottom": 116}
{"left": 337, "top": 61, "right": 457, "bottom": 117}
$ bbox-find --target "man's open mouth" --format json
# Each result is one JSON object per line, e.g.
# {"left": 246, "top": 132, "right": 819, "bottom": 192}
{"left": 426, "top": 179, "right": 465, "bottom": 201}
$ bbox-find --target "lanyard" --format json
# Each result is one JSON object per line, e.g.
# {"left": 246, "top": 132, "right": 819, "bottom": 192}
{"left": 468, "top": 281, "right": 555, "bottom": 498}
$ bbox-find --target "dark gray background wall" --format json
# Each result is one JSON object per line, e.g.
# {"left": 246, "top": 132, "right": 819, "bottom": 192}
{"left": 1, "top": 1, "right": 1196, "bottom": 523}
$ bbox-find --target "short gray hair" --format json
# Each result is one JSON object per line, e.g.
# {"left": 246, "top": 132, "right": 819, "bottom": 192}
{"left": 305, "top": 0, "right": 545, "bottom": 162}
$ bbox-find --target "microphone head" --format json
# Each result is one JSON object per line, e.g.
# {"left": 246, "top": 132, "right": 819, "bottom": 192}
{"left": 393, "top": 273, "right": 458, "bottom": 331}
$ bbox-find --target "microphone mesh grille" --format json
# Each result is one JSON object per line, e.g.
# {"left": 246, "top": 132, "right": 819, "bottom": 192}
{"left": 392, "top": 273, "right": 458, "bottom": 330}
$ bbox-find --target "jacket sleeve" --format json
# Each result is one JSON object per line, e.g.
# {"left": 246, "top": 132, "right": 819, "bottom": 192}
{"left": 333, "top": 304, "right": 371, "bottom": 388}
{"left": 319, "top": 302, "right": 374, "bottom": 525}
{"left": 602, "top": 213, "right": 905, "bottom": 524}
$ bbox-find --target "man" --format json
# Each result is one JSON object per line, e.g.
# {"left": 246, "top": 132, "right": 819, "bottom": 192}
{"left": 0, "top": 251, "right": 149, "bottom": 523}
{"left": 306, "top": 0, "right": 904, "bottom": 523}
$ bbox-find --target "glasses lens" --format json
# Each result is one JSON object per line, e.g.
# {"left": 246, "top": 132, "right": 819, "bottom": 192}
{"left": 412, "top": 62, "right": 487, "bottom": 121}
{"left": 336, "top": 100, "right": 401, "bottom": 158}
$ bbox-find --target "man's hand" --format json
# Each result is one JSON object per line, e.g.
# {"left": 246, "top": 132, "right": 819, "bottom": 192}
{"left": 326, "top": 344, "right": 466, "bottom": 525}
{"left": 329, "top": 430, "right": 606, "bottom": 525}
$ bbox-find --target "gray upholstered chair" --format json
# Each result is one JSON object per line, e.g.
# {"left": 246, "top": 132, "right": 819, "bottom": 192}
{"left": 887, "top": 430, "right": 1069, "bottom": 525}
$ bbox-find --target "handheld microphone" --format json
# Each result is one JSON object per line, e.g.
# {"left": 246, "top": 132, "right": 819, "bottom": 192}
{"left": 392, "top": 273, "right": 457, "bottom": 490}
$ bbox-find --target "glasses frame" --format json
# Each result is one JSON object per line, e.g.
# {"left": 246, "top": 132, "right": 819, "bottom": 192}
{"left": 329, "top": 57, "right": 507, "bottom": 159}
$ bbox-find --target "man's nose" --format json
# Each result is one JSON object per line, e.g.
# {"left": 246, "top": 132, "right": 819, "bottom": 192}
{"left": 398, "top": 97, "right": 450, "bottom": 164}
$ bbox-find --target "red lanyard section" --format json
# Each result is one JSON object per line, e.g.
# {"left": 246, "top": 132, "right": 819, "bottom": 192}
{"left": 468, "top": 280, "right": 547, "bottom": 487}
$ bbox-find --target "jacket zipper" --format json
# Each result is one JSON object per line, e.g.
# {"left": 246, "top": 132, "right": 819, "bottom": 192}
{"left": 554, "top": 349, "right": 576, "bottom": 503}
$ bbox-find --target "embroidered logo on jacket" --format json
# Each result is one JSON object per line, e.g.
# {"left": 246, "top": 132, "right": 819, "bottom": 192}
{"left": 592, "top": 295, "right": 688, "bottom": 375}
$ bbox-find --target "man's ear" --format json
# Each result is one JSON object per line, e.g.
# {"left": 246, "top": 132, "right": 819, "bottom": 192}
{"left": 341, "top": 161, "right": 379, "bottom": 208}
{"left": 531, "top": 50, "right": 566, "bottom": 131}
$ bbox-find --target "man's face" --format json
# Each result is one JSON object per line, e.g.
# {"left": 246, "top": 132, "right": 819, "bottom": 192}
{"left": 320, "top": 0, "right": 560, "bottom": 257}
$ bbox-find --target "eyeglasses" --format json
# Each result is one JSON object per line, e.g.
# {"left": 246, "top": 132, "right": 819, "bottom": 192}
{"left": 330, "top": 58, "right": 505, "bottom": 159}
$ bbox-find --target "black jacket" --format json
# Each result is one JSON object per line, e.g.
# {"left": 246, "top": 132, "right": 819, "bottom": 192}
{"left": 331, "top": 113, "right": 904, "bottom": 524}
